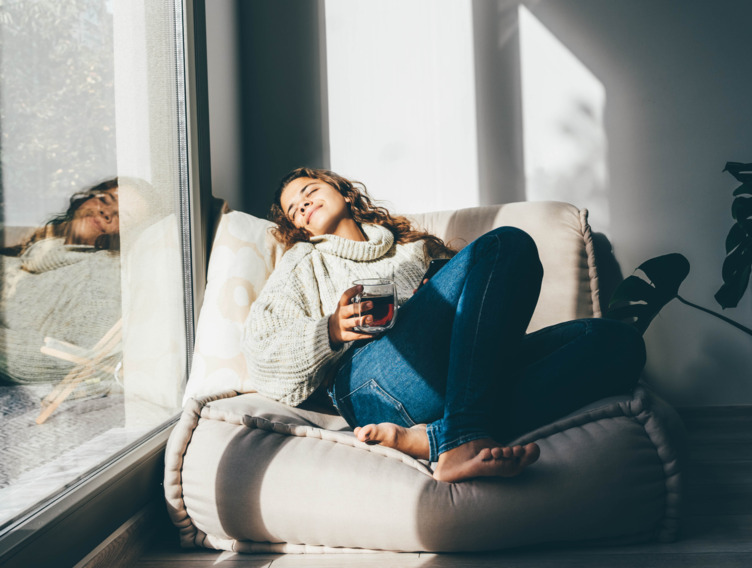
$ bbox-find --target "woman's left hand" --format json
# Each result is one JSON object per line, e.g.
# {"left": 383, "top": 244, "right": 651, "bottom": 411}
{"left": 328, "top": 285, "right": 377, "bottom": 348}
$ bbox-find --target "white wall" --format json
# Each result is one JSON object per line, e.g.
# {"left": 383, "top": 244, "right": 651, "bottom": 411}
{"left": 515, "top": 0, "right": 752, "bottom": 405}
{"left": 323, "top": 0, "right": 752, "bottom": 405}
{"left": 325, "top": 0, "right": 479, "bottom": 213}
{"left": 204, "top": 0, "right": 752, "bottom": 406}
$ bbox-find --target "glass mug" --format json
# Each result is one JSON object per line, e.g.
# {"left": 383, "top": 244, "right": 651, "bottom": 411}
{"left": 352, "top": 278, "right": 398, "bottom": 334}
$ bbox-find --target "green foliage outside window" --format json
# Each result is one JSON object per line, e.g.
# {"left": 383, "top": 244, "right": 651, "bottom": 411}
{"left": 0, "top": 0, "right": 116, "bottom": 224}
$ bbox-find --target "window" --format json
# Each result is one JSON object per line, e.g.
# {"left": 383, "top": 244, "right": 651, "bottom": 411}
{"left": 0, "top": 0, "right": 207, "bottom": 561}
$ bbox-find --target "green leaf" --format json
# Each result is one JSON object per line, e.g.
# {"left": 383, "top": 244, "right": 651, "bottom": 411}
{"left": 732, "top": 197, "right": 752, "bottom": 223}
{"left": 607, "top": 275, "right": 657, "bottom": 305}
{"left": 716, "top": 166, "right": 752, "bottom": 309}
{"left": 732, "top": 182, "right": 752, "bottom": 197}
{"left": 725, "top": 223, "right": 745, "bottom": 253}
{"left": 722, "top": 244, "right": 752, "bottom": 282}
{"left": 723, "top": 162, "right": 752, "bottom": 184}
{"left": 606, "top": 304, "right": 658, "bottom": 335}
{"left": 715, "top": 266, "right": 752, "bottom": 309}
{"left": 636, "top": 253, "right": 690, "bottom": 295}
{"left": 606, "top": 253, "right": 690, "bottom": 335}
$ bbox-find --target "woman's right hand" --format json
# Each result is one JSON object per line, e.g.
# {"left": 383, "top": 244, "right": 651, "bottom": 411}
{"left": 328, "top": 285, "right": 375, "bottom": 348}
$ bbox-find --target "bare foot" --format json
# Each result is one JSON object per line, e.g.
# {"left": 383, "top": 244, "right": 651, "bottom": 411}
{"left": 354, "top": 423, "right": 429, "bottom": 460}
{"left": 432, "top": 439, "right": 540, "bottom": 483}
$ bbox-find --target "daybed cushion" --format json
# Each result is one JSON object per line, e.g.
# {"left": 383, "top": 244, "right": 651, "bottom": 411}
{"left": 165, "top": 200, "right": 685, "bottom": 553}
{"left": 164, "top": 385, "right": 684, "bottom": 553}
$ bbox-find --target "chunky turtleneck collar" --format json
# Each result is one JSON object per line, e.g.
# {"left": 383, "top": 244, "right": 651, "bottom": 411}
{"left": 20, "top": 238, "right": 100, "bottom": 274}
{"left": 310, "top": 223, "right": 394, "bottom": 262}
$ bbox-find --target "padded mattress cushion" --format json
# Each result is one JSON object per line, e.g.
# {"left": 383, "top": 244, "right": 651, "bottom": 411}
{"left": 164, "top": 386, "right": 684, "bottom": 553}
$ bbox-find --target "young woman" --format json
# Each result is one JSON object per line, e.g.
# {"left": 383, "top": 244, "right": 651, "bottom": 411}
{"left": 245, "top": 167, "right": 646, "bottom": 483}
{"left": 25, "top": 178, "right": 120, "bottom": 252}
{"left": 0, "top": 179, "right": 122, "bottom": 386}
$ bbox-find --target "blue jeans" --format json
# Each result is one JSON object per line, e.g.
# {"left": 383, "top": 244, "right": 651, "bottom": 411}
{"left": 329, "top": 227, "right": 646, "bottom": 462}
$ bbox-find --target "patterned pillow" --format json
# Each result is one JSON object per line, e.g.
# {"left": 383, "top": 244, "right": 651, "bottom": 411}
{"left": 183, "top": 211, "right": 284, "bottom": 403}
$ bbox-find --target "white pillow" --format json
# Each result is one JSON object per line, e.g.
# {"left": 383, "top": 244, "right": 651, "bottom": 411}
{"left": 183, "top": 211, "right": 284, "bottom": 404}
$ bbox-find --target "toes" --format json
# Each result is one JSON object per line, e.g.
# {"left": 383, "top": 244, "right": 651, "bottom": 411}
{"left": 518, "top": 443, "right": 540, "bottom": 466}
{"left": 525, "top": 443, "right": 541, "bottom": 464}
{"left": 478, "top": 447, "right": 494, "bottom": 461}
{"left": 355, "top": 425, "right": 374, "bottom": 442}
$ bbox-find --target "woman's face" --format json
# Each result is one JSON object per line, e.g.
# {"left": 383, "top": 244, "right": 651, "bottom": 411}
{"left": 280, "top": 176, "right": 352, "bottom": 237}
{"left": 69, "top": 188, "right": 119, "bottom": 245}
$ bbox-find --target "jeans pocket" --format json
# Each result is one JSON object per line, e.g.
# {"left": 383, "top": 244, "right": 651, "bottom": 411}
{"left": 337, "top": 379, "right": 416, "bottom": 429}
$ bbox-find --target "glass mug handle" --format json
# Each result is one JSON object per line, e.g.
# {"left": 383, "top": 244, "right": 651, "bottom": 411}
{"left": 354, "top": 290, "right": 363, "bottom": 320}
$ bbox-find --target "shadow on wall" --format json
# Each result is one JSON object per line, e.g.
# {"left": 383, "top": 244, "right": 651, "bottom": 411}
{"left": 471, "top": 0, "right": 526, "bottom": 205}
{"left": 236, "top": 0, "right": 329, "bottom": 218}
{"left": 591, "top": 232, "right": 624, "bottom": 316}
{"left": 471, "top": 2, "right": 612, "bottom": 229}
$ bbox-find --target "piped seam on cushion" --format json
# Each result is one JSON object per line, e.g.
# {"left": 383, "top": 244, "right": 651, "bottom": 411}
{"left": 164, "top": 391, "right": 242, "bottom": 548}
{"left": 196, "top": 401, "right": 435, "bottom": 476}
{"left": 509, "top": 395, "right": 636, "bottom": 446}
{"left": 508, "top": 387, "right": 680, "bottom": 544}
{"left": 630, "top": 395, "right": 683, "bottom": 542}
{"left": 579, "top": 208, "right": 602, "bottom": 318}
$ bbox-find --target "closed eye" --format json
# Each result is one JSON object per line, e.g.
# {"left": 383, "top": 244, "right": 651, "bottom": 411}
{"left": 290, "top": 188, "right": 319, "bottom": 219}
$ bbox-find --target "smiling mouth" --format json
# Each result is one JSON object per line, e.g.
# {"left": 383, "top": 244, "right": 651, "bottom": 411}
{"left": 87, "top": 216, "right": 103, "bottom": 231}
{"left": 306, "top": 205, "right": 321, "bottom": 224}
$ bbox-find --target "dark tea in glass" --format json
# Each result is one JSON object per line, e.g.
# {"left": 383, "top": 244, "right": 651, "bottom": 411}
{"left": 352, "top": 278, "right": 397, "bottom": 333}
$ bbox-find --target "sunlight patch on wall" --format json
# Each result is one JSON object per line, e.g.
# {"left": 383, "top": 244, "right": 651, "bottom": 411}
{"left": 519, "top": 6, "right": 610, "bottom": 230}
{"left": 324, "top": 0, "right": 478, "bottom": 214}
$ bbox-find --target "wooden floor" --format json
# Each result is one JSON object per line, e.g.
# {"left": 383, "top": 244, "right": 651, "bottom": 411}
{"left": 134, "top": 407, "right": 752, "bottom": 568}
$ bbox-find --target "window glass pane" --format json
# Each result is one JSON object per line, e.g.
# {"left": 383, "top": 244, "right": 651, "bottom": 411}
{"left": 0, "top": 0, "right": 190, "bottom": 529}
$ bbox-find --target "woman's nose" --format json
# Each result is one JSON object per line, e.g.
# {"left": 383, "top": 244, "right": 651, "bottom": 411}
{"left": 100, "top": 205, "right": 117, "bottom": 222}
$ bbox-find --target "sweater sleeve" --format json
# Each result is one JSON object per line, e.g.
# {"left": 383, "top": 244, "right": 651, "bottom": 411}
{"left": 242, "top": 255, "right": 343, "bottom": 407}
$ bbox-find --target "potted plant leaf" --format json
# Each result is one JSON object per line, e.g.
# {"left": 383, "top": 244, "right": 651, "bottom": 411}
{"left": 606, "top": 162, "right": 752, "bottom": 337}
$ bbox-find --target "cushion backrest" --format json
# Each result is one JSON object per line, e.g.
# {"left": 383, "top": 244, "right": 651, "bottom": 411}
{"left": 184, "top": 201, "right": 600, "bottom": 403}
{"left": 408, "top": 201, "right": 601, "bottom": 333}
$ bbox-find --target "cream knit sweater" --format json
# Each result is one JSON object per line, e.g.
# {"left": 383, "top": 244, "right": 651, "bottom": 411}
{"left": 0, "top": 238, "right": 121, "bottom": 385}
{"left": 243, "top": 223, "right": 430, "bottom": 406}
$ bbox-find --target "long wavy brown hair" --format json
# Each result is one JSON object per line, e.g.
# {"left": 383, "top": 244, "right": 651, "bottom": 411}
{"left": 19, "top": 178, "right": 120, "bottom": 254}
{"left": 270, "top": 167, "right": 456, "bottom": 259}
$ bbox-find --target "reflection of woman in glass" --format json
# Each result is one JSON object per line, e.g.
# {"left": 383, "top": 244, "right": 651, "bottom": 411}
{"left": 245, "top": 167, "right": 646, "bottom": 483}
{"left": 0, "top": 179, "right": 122, "bottom": 387}
{"left": 19, "top": 178, "right": 120, "bottom": 253}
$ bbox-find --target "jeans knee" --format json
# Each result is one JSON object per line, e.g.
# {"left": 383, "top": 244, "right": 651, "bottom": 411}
{"left": 486, "top": 226, "right": 535, "bottom": 247}
{"left": 475, "top": 227, "right": 542, "bottom": 278}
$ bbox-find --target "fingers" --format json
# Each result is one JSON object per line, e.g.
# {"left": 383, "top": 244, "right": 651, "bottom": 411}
{"left": 340, "top": 285, "right": 362, "bottom": 306}
{"left": 342, "top": 300, "right": 372, "bottom": 319}
{"left": 342, "top": 313, "right": 372, "bottom": 331}
{"left": 340, "top": 329, "right": 375, "bottom": 342}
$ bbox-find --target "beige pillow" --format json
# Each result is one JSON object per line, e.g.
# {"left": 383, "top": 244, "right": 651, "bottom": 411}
{"left": 183, "top": 211, "right": 284, "bottom": 404}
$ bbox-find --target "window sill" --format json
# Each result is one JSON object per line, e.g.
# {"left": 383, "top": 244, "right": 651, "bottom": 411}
{"left": 0, "top": 418, "right": 176, "bottom": 568}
